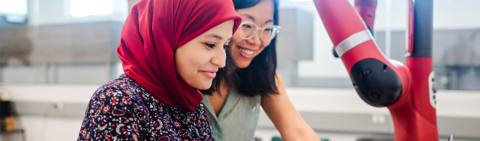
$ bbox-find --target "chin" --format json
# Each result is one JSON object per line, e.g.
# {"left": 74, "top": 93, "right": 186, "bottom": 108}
{"left": 196, "top": 85, "right": 211, "bottom": 90}
{"left": 193, "top": 81, "right": 213, "bottom": 90}
{"left": 235, "top": 61, "right": 251, "bottom": 69}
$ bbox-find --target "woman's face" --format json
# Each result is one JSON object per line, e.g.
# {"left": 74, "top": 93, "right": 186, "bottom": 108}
{"left": 230, "top": 0, "right": 274, "bottom": 68}
{"left": 175, "top": 20, "right": 234, "bottom": 90}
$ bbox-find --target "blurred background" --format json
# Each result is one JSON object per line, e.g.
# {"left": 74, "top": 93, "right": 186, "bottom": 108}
{"left": 0, "top": 0, "right": 478, "bottom": 141}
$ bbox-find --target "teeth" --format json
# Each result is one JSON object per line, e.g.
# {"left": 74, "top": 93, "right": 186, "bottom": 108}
{"left": 240, "top": 48, "right": 254, "bottom": 55}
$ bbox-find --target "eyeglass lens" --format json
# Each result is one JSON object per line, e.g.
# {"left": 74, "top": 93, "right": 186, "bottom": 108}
{"left": 238, "top": 22, "right": 279, "bottom": 41}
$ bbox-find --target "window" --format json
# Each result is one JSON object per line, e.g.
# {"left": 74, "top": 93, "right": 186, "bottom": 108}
{"left": 0, "top": 0, "right": 28, "bottom": 15}
{"left": 70, "top": 0, "right": 113, "bottom": 17}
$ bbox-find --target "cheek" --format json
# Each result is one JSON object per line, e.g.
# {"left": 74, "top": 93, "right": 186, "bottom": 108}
{"left": 185, "top": 51, "right": 211, "bottom": 73}
{"left": 195, "top": 53, "right": 209, "bottom": 67}
{"left": 176, "top": 52, "right": 201, "bottom": 78}
{"left": 230, "top": 33, "right": 243, "bottom": 49}
{"left": 229, "top": 45, "right": 236, "bottom": 56}
{"left": 232, "top": 30, "right": 243, "bottom": 42}
{"left": 176, "top": 56, "right": 188, "bottom": 77}
{"left": 254, "top": 42, "right": 270, "bottom": 56}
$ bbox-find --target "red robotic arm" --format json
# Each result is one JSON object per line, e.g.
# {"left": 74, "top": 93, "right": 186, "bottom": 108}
{"left": 313, "top": 0, "right": 438, "bottom": 140}
{"left": 333, "top": 0, "right": 377, "bottom": 58}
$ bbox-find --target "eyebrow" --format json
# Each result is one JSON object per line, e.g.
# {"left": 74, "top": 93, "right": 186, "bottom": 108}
{"left": 241, "top": 14, "right": 256, "bottom": 22}
{"left": 265, "top": 19, "right": 274, "bottom": 24}
{"left": 241, "top": 13, "right": 274, "bottom": 24}
{"left": 206, "top": 34, "right": 223, "bottom": 40}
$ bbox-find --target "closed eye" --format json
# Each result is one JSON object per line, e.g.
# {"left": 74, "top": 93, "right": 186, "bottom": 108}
{"left": 205, "top": 43, "right": 216, "bottom": 48}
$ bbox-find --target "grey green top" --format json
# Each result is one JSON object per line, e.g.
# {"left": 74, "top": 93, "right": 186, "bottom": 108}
{"left": 202, "top": 88, "right": 262, "bottom": 141}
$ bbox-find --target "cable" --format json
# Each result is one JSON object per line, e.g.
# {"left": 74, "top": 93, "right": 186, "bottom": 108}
{"left": 41, "top": 104, "right": 56, "bottom": 141}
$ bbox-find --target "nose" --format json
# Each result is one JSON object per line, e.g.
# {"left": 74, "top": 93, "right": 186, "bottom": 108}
{"left": 245, "top": 30, "right": 262, "bottom": 47}
{"left": 211, "top": 46, "right": 226, "bottom": 68}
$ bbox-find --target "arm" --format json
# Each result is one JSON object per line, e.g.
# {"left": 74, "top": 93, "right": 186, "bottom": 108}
{"left": 261, "top": 73, "right": 319, "bottom": 141}
{"left": 78, "top": 89, "right": 143, "bottom": 141}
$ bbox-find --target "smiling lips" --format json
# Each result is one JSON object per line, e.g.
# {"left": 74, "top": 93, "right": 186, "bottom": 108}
{"left": 200, "top": 70, "right": 217, "bottom": 78}
{"left": 238, "top": 47, "right": 255, "bottom": 59}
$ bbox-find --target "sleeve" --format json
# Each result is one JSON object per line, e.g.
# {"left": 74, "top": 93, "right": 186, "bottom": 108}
{"left": 77, "top": 88, "right": 144, "bottom": 141}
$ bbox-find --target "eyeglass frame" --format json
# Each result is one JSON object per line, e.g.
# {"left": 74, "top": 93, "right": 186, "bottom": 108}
{"left": 237, "top": 21, "right": 281, "bottom": 42}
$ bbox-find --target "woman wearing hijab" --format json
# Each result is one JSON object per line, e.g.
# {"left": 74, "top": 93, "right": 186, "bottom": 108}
{"left": 77, "top": 0, "right": 241, "bottom": 140}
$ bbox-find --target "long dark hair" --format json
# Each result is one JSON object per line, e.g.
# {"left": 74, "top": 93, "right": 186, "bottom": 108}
{"left": 201, "top": 0, "right": 279, "bottom": 97}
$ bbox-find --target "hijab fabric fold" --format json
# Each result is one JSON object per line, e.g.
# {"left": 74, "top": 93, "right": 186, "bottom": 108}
{"left": 117, "top": 0, "right": 241, "bottom": 111}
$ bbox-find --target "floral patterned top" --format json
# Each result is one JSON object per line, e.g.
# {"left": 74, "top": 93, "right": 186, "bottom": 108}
{"left": 77, "top": 74, "right": 214, "bottom": 141}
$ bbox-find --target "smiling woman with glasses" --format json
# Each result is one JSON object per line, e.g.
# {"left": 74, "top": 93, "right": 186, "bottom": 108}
{"left": 200, "top": 0, "right": 319, "bottom": 141}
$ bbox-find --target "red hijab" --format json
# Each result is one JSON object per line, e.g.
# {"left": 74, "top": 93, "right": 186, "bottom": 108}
{"left": 117, "top": 0, "right": 241, "bottom": 110}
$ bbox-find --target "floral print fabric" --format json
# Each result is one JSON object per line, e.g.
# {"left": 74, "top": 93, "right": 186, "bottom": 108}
{"left": 77, "top": 74, "right": 213, "bottom": 141}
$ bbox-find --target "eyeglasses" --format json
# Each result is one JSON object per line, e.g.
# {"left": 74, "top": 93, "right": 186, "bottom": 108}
{"left": 237, "top": 21, "right": 281, "bottom": 42}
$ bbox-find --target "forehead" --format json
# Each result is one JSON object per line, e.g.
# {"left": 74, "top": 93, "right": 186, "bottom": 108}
{"left": 235, "top": 0, "right": 274, "bottom": 25}
{"left": 200, "top": 20, "right": 234, "bottom": 39}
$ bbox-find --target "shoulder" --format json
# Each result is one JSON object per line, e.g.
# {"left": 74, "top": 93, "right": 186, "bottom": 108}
{"left": 79, "top": 74, "right": 149, "bottom": 140}
{"left": 86, "top": 74, "right": 149, "bottom": 117}
{"left": 94, "top": 74, "right": 145, "bottom": 101}
{"left": 95, "top": 74, "right": 141, "bottom": 97}
{"left": 274, "top": 71, "right": 283, "bottom": 86}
